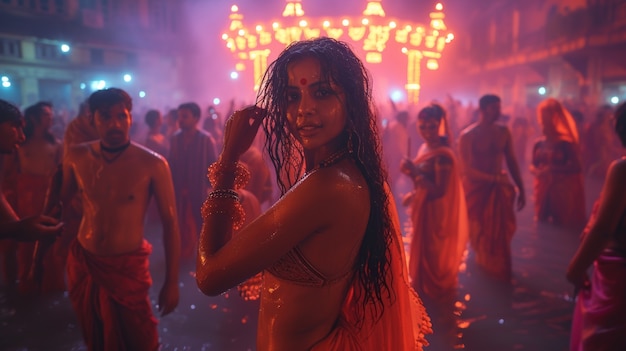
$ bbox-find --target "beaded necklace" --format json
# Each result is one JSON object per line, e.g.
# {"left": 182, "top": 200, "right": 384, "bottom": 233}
{"left": 304, "top": 148, "right": 350, "bottom": 177}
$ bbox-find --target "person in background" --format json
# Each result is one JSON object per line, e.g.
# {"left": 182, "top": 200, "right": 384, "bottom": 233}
{"left": 458, "top": 94, "right": 525, "bottom": 282}
{"left": 0, "top": 99, "right": 62, "bottom": 284}
{"left": 63, "top": 100, "right": 98, "bottom": 155}
{"left": 401, "top": 103, "right": 468, "bottom": 350}
{"left": 531, "top": 98, "right": 586, "bottom": 230}
{"left": 203, "top": 105, "right": 224, "bottom": 152}
{"left": 567, "top": 102, "right": 626, "bottom": 351}
{"left": 168, "top": 102, "right": 217, "bottom": 262}
{"left": 144, "top": 109, "right": 169, "bottom": 157}
{"left": 1, "top": 101, "right": 63, "bottom": 294}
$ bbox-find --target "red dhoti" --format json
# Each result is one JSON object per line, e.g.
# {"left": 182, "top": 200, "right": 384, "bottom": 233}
{"left": 570, "top": 250, "right": 626, "bottom": 351}
{"left": 464, "top": 178, "right": 516, "bottom": 281}
{"left": 1, "top": 173, "right": 63, "bottom": 293}
{"left": 67, "top": 239, "right": 159, "bottom": 351}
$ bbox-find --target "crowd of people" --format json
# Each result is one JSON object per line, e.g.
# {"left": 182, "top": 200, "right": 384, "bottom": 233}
{"left": 0, "top": 37, "right": 625, "bottom": 350}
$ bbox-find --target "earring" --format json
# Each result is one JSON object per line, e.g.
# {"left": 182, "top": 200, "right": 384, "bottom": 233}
{"left": 347, "top": 131, "right": 354, "bottom": 154}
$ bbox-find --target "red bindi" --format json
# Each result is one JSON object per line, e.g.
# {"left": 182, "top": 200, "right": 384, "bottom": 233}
{"left": 300, "top": 78, "right": 307, "bottom": 85}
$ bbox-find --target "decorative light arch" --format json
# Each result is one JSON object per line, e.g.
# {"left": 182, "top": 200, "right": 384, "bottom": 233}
{"left": 223, "top": 0, "right": 453, "bottom": 104}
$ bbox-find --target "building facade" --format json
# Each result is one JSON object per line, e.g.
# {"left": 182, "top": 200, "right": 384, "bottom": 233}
{"left": 0, "top": 0, "right": 185, "bottom": 111}
{"left": 451, "top": 0, "right": 626, "bottom": 110}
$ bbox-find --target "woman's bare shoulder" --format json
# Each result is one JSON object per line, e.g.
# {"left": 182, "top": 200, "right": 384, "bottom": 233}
{"left": 307, "top": 162, "right": 369, "bottom": 195}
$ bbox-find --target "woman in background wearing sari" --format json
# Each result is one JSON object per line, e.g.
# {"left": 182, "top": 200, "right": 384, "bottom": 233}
{"left": 401, "top": 104, "right": 468, "bottom": 350}
{"left": 531, "top": 98, "right": 586, "bottom": 230}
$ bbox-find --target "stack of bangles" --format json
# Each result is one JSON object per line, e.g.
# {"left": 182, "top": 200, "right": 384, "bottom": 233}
{"left": 202, "top": 160, "right": 251, "bottom": 230}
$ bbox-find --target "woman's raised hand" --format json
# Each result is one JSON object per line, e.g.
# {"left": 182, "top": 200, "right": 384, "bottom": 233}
{"left": 221, "top": 105, "right": 266, "bottom": 162}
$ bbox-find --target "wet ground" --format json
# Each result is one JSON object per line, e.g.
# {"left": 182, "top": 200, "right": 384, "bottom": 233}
{"left": 0, "top": 171, "right": 602, "bottom": 351}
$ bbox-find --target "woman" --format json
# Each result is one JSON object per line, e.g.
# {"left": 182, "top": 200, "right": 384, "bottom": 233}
{"left": 531, "top": 98, "right": 586, "bottom": 229}
{"left": 400, "top": 104, "right": 468, "bottom": 348}
{"left": 195, "top": 38, "right": 430, "bottom": 350}
{"left": 567, "top": 102, "right": 626, "bottom": 350}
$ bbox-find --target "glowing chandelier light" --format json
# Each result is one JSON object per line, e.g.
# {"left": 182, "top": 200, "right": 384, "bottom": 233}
{"left": 223, "top": 0, "right": 454, "bottom": 103}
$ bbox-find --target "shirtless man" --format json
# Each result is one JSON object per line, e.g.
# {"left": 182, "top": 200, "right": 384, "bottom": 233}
{"left": 458, "top": 94, "right": 525, "bottom": 282}
{"left": 0, "top": 99, "right": 62, "bottom": 241}
{"left": 57, "top": 88, "right": 180, "bottom": 350}
{"left": 4, "top": 101, "right": 64, "bottom": 293}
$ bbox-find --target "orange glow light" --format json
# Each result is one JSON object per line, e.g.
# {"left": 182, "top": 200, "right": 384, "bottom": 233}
{"left": 222, "top": 1, "right": 453, "bottom": 101}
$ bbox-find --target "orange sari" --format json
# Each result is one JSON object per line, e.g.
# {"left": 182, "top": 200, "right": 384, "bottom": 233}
{"left": 311, "top": 187, "right": 432, "bottom": 350}
{"left": 532, "top": 140, "right": 586, "bottom": 229}
{"left": 407, "top": 147, "right": 468, "bottom": 299}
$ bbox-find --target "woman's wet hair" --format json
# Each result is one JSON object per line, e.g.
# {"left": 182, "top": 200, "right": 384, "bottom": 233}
{"left": 257, "top": 37, "right": 392, "bottom": 322}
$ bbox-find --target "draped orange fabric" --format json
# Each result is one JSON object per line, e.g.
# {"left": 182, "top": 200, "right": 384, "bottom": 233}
{"left": 62, "top": 116, "right": 99, "bottom": 274}
{"left": 408, "top": 147, "right": 468, "bottom": 299}
{"left": 464, "top": 177, "right": 516, "bottom": 281}
{"left": 63, "top": 116, "right": 99, "bottom": 154}
{"left": 532, "top": 140, "right": 586, "bottom": 229}
{"left": 310, "top": 186, "right": 432, "bottom": 350}
{"left": 533, "top": 170, "right": 586, "bottom": 229}
{"left": 66, "top": 239, "right": 159, "bottom": 351}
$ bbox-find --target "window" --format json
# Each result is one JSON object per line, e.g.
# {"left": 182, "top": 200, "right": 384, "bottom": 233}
{"left": 0, "top": 38, "right": 22, "bottom": 59}
{"left": 35, "top": 42, "right": 67, "bottom": 61}
{"left": 20, "top": 0, "right": 65, "bottom": 13}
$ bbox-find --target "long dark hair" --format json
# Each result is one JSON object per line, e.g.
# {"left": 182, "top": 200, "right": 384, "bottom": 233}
{"left": 256, "top": 37, "right": 393, "bottom": 321}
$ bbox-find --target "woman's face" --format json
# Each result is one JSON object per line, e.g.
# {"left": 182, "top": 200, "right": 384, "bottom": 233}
{"left": 285, "top": 57, "right": 348, "bottom": 152}
{"left": 417, "top": 117, "right": 440, "bottom": 145}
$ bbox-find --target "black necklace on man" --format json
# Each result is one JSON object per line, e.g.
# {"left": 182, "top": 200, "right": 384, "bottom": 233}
{"left": 100, "top": 141, "right": 131, "bottom": 163}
